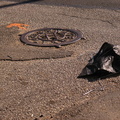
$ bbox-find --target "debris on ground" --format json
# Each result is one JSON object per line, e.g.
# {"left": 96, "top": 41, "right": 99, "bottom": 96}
{"left": 78, "top": 42, "right": 120, "bottom": 80}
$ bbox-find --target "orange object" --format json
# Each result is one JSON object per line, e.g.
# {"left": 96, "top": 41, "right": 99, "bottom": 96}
{"left": 7, "top": 23, "right": 29, "bottom": 30}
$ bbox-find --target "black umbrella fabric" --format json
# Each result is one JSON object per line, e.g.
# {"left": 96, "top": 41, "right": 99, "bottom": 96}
{"left": 78, "top": 42, "right": 120, "bottom": 81}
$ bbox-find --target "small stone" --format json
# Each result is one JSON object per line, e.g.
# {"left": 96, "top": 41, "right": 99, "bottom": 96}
{"left": 39, "top": 115, "right": 44, "bottom": 117}
{"left": 34, "top": 118, "right": 38, "bottom": 120}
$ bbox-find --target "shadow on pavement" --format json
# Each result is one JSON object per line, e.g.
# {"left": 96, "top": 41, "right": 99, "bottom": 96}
{"left": 0, "top": 0, "right": 43, "bottom": 9}
{"left": 1, "top": 0, "right": 120, "bottom": 10}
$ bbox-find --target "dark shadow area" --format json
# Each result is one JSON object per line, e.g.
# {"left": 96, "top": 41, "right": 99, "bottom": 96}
{"left": 78, "top": 71, "right": 120, "bottom": 82}
{"left": 1, "top": 0, "right": 120, "bottom": 10}
{"left": 0, "top": 0, "right": 43, "bottom": 9}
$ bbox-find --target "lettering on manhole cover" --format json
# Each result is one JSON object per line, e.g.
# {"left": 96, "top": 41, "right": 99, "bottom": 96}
{"left": 20, "top": 28, "right": 83, "bottom": 47}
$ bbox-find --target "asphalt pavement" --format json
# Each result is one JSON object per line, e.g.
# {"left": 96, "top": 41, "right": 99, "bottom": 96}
{"left": 0, "top": 1, "right": 120, "bottom": 120}
{"left": 1, "top": 0, "right": 120, "bottom": 9}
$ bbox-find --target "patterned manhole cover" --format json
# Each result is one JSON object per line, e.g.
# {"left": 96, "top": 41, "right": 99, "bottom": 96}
{"left": 20, "top": 28, "right": 83, "bottom": 47}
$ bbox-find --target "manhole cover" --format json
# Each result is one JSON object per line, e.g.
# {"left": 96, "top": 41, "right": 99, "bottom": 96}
{"left": 20, "top": 28, "right": 83, "bottom": 47}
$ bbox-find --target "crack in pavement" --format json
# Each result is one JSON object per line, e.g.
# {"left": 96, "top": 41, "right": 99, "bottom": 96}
{"left": 113, "top": 10, "right": 120, "bottom": 13}
{"left": 58, "top": 13, "right": 117, "bottom": 28}
{"left": 0, "top": 55, "right": 73, "bottom": 62}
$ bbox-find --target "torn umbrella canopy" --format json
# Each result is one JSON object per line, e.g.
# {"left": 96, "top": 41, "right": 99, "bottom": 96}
{"left": 78, "top": 42, "right": 120, "bottom": 80}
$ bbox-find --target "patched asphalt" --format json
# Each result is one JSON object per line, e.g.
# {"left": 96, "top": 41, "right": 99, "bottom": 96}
{"left": 0, "top": 25, "right": 74, "bottom": 60}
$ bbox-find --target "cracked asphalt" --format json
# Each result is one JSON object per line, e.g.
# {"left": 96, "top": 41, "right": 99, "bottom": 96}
{"left": 0, "top": 0, "right": 120, "bottom": 120}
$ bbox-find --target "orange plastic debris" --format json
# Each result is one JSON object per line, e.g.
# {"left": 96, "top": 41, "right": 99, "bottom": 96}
{"left": 6, "top": 23, "right": 29, "bottom": 30}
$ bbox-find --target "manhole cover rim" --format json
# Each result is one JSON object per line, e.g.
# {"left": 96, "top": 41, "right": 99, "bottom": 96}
{"left": 20, "top": 28, "right": 83, "bottom": 47}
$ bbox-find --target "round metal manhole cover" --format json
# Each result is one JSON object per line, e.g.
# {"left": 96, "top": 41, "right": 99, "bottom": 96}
{"left": 20, "top": 28, "right": 83, "bottom": 47}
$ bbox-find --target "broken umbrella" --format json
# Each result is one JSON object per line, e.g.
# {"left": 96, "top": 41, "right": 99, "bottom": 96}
{"left": 78, "top": 42, "right": 120, "bottom": 81}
